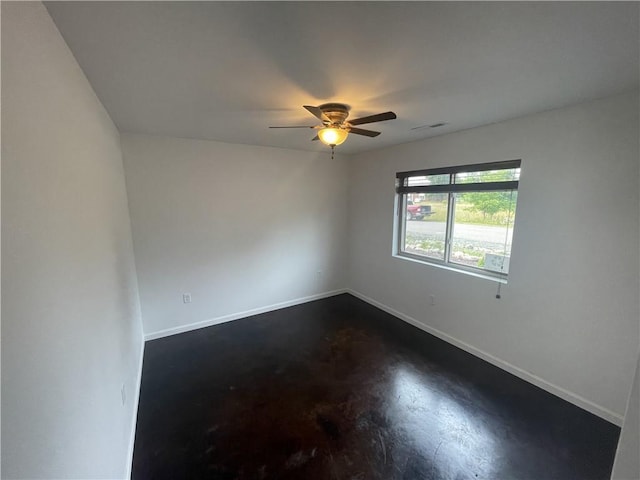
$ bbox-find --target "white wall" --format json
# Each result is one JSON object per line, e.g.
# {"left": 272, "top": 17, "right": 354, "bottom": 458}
{"left": 121, "top": 134, "right": 348, "bottom": 337}
{"left": 348, "top": 92, "right": 639, "bottom": 423}
{"left": 612, "top": 353, "right": 640, "bottom": 479}
{"left": 1, "top": 3, "right": 143, "bottom": 478}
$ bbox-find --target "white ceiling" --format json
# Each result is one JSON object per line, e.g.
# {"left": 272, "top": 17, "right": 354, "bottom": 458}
{"left": 45, "top": 2, "right": 639, "bottom": 155}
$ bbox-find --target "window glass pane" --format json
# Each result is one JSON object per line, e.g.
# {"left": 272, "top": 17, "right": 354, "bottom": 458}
{"left": 454, "top": 168, "right": 520, "bottom": 184}
{"left": 406, "top": 173, "right": 450, "bottom": 187}
{"left": 402, "top": 193, "right": 449, "bottom": 260}
{"left": 449, "top": 191, "right": 517, "bottom": 273}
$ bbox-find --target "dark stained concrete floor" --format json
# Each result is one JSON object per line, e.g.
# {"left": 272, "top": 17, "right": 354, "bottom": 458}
{"left": 132, "top": 294, "right": 620, "bottom": 479}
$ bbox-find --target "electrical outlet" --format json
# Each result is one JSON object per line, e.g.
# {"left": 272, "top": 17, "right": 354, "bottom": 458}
{"left": 183, "top": 293, "right": 192, "bottom": 304}
{"left": 429, "top": 295, "right": 435, "bottom": 306}
{"left": 121, "top": 384, "right": 126, "bottom": 406}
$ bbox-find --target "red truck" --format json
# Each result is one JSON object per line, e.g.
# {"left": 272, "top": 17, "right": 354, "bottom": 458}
{"left": 406, "top": 200, "right": 433, "bottom": 220}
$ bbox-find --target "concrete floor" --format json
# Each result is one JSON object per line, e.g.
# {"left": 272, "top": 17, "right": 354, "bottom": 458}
{"left": 132, "top": 294, "right": 619, "bottom": 479}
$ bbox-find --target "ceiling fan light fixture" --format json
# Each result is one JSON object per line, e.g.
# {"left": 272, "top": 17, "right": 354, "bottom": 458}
{"left": 318, "top": 127, "right": 349, "bottom": 146}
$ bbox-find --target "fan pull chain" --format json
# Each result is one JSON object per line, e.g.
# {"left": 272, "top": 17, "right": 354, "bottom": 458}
{"left": 331, "top": 145, "right": 335, "bottom": 160}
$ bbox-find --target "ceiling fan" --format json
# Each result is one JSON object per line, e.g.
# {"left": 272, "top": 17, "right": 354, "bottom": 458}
{"left": 269, "top": 103, "right": 397, "bottom": 155}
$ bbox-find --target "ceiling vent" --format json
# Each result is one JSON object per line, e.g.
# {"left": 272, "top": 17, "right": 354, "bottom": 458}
{"left": 411, "top": 122, "right": 448, "bottom": 131}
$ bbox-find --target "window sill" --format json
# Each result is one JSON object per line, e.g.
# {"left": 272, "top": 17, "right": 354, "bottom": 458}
{"left": 393, "top": 252, "right": 508, "bottom": 284}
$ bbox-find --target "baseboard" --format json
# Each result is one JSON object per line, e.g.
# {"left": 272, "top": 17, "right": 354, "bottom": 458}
{"left": 125, "top": 336, "right": 145, "bottom": 479}
{"left": 347, "top": 289, "right": 624, "bottom": 426}
{"left": 144, "top": 289, "right": 349, "bottom": 341}
{"left": 611, "top": 350, "right": 640, "bottom": 477}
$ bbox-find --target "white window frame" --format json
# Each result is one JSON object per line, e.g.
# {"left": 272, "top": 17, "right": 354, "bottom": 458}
{"left": 395, "top": 159, "right": 521, "bottom": 282}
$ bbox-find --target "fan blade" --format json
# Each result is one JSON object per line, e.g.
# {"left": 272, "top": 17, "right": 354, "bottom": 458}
{"left": 304, "top": 105, "right": 330, "bottom": 122}
{"left": 269, "top": 126, "right": 316, "bottom": 129}
{"left": 349, "top": 111, "right": 396, "bottom": 126}
{"left": 349, "top": 127, "right": 381, "bottom": 137}
{"left": 311, "top": 135, "right": 319, "bottom": 141}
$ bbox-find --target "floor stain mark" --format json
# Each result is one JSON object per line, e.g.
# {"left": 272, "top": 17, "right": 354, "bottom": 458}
{"left": 316, "top": 413, "right": 340, "bottom": 440}
{"left": 377, "top": 429, "right": 387, "bottom": 465}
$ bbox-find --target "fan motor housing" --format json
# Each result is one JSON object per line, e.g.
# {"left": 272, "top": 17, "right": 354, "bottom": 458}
{"left": 319, "top": 103, "right": 350, "bottom": 125}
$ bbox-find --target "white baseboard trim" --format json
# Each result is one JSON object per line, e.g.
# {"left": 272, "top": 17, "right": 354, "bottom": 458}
{"left": 347, "top": 289, "right": 624, "bottom": 426}
{"left": 125, "top": 336, "right": 145, "bottom": 480}
{"left": 144, "top": 289, "right": 349, "bottom": 341}
{"left": 611, "top": 350, "right": 639, "bottom": 477}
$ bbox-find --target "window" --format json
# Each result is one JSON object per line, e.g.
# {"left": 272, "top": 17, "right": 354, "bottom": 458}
{"left": 395, "top": 160, "right": 521, "bottom": 280}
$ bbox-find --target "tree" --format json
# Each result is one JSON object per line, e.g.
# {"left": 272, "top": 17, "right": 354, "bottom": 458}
{"left": 458, "top": 168, "right": 518, "bottom": 221}
{"left": 461, "top": 191, "right": 516, "bottom": 220}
